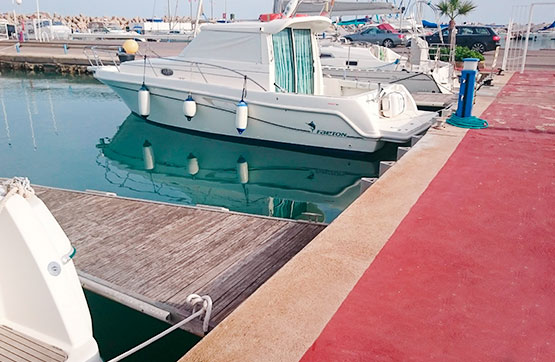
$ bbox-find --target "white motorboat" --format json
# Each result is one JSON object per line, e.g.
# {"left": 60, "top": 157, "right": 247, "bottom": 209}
{"left": 94, "top": 15, "right": 435, "bottom": 154}
{"left": 0, "top": 178, "right": 101, "bottom": 362}
{"left": 319, "top": 37, "right": 455, "bottom": 94}
{"left": 24, "top": 19, "right": 72, "bottom": 41}
{"left": 0, "top": 20, "right": 10, "bottom": 40}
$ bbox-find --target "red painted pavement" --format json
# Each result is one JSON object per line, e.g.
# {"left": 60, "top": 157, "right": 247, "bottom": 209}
{"left": 301, "top": 72, "right": 555, "bottom": 361}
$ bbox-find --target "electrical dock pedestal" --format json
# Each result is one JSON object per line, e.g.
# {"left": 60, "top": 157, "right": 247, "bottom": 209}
{"left": 456, "top": 58, "right": 479, "bottom": 118}
{"left": 181, "top": 71, "right": 555, "bottom": 362}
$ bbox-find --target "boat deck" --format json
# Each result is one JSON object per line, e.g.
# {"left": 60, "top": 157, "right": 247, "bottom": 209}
{"left": 411, "top": 92, "right": 456, "bottom": 110}
{"left": 0, "top": 325, "right": 67, "bottom": 362}
{"left": 34, "top": 187, "right": 325, "bottom": 336}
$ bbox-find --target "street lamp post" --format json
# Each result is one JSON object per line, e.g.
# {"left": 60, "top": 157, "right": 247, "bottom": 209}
{"left": 12, "top": 0, "right": 22, "bottom": 40}
{"left": 35, "top": 0, "right": 42, "bottom": 42}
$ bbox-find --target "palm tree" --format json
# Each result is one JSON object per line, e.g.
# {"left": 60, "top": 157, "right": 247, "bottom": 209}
{"left": 436, "top": 0, "right": 477, "bottom": 62}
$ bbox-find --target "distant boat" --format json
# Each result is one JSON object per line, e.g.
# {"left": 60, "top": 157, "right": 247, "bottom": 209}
{"left": 94, "top": 16, "right": 435, "bottom": 154}
{"left": 422, "top": 20, "right": 448, "bottom": 29}
{"left": 0, "top": 20, "right": 11, "bottom": 40}
{"left": 23, "top": 18, "right": 72, "bottom": 41}
{"left": 319, "top": 38, "right": 456, "bottom": 94}
{"left": 539, "top": 20, "right": 555, "bottom": 31}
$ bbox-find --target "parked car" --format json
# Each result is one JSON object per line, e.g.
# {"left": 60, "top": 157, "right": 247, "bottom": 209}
{"left": 425, "top": 25, "right": 500, "bottom": 53}
{"left": 344, "top": 27, "right": 405, "bottom": 48}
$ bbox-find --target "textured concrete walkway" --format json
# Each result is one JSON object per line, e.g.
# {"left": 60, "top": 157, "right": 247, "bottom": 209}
{"left": 181, "top": 72, "right": 554, "bottom": 361}
{"left": 301, "top": 72, "right": 555, "bottom": 361}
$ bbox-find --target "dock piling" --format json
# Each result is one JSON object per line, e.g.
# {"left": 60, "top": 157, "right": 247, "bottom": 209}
{"left": 379, "top": 161, "right": 396, "bottom": 177}
{"left": 360, "top": 177, "right": 378, "bottom": 194}
{"left": 411, "top": 135, "right": 423, "bottom": 146}
{"left": 396, "top": 147, "right": 411, "bottom": 161}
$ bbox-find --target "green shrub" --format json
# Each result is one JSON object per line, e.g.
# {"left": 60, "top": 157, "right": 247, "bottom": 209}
{"left": 454, "top": 46, "right": 485, "bottom": 61}
{"left": 428, "top": 46, "right": 484, "bottom": 62}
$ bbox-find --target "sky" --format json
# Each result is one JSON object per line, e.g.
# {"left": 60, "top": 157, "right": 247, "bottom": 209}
{"left": 2, "top": 0, "right": 554, "bottom": 25}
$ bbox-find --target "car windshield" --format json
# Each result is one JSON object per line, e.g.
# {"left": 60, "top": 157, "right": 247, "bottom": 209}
{"left": 362, "top": 28, "right": 379, "bottom": 34}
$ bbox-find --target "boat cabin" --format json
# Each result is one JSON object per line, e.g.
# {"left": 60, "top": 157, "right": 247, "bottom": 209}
{"left": 177, "top": 16, "right": 331, "bottom": 95}
{"left": 0, "top": 20, "right": 11, "bottom": 40}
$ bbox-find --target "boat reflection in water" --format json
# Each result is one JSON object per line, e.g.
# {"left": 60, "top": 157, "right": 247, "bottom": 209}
{"left": 97, "top": 114, "right": 396, "bottom": 223}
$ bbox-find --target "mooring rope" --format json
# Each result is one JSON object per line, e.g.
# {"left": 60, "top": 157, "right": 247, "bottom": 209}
{"left": 0, "top": 177, "right": 35, "bottom": 211}
{"left": 107, "top": 294, "right": 213, "bottom": 362}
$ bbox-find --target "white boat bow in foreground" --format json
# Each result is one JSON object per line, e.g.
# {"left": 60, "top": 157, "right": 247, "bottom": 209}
{"left": 0, "top": 178, "right": 101, "bottom": 362}
{"left": 95, "top": 16, "right": 436, "bottom": 153}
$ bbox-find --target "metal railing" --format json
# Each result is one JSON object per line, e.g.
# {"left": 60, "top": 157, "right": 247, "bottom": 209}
{"left": 84, "top": 45, "right": 268, "bottom": 92}
{"left": 83, "top": 45, "right": 123, "bottom": 70}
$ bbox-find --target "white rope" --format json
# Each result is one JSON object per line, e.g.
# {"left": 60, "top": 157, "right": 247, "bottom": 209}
{"left": 0, "top": 177, "right": 35, "bottom": 212}
{"left": 186, "top": 294, "right": 213, "bottom": 333}
{"left": 107, "top": 294, "right": 213, "bottom": 362}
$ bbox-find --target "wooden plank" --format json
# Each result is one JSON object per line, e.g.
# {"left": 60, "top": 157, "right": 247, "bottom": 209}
{"left": 0, "top": 326, "right": 67, "bottom": 362}
{"left": 207, "top": 224, "right": 324, "bottom": 325}
{"left": 30, "top": 186, "right": 326, "bottom": 335}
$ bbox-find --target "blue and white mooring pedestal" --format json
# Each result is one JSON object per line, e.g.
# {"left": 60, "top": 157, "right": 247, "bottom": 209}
{"left": 447, "top": 58, "right": 488, "bottom": 129}
{"left": 456, "top": 58, "right": 479, "bottom": 118}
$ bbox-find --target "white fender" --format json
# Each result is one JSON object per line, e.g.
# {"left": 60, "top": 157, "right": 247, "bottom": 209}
{"left": 142, "top": 140, "right": 155, "bottom": 170}
{"left": 183, "top": 95, "right": 197, "bottom": 121}
{"left": 236, "top": 156, "right": 249, "bottom": 184}
{"left": 235, "top": 100, "right": 248, "bottom": 135}
{"left": 187, "top": 153, "right": 199, "bottom": 176}
{"left": 138, "top": 85, "right": 150, "bottom": 117}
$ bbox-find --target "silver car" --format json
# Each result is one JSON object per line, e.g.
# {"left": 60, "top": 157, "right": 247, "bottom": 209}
{"left": 344, "top": 27, "right": 405, "bottom": 48}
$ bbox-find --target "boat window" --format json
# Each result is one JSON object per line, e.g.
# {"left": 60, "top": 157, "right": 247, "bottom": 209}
{"left": 293, "top": 29, "right": 314, "bottom": 95}
{"left": 273, "top": 28, "right": 296, "bottom": 92}
{"left": 272, "top": 28, "right": 314, "bottom": 95}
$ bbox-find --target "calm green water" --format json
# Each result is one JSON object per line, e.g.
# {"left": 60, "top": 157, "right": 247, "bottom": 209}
{"left": 0, "top": 70, "right": 397, "bottom": 224}
{"left": 0, "top": 70, "right": 397, "bottom": 359}
{"left": 85, "top": 291, "right": 200, "bottom": 361}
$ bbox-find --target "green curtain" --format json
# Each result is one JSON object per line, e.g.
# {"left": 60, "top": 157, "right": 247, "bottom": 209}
{"left": 293, "top": 29, "right": 314, "bottom": 95}
{"left": 272, "top": 29, "right": 295, "bottom": 93}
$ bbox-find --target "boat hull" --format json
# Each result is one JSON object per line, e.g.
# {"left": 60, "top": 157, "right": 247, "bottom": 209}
{"left": 103, "top": 80, "right": 387, "bottom": 153}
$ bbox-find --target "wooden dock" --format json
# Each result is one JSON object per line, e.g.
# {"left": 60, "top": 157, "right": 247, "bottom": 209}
{"left": 34, "top": 186, "right": 325, "bottom": 336}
